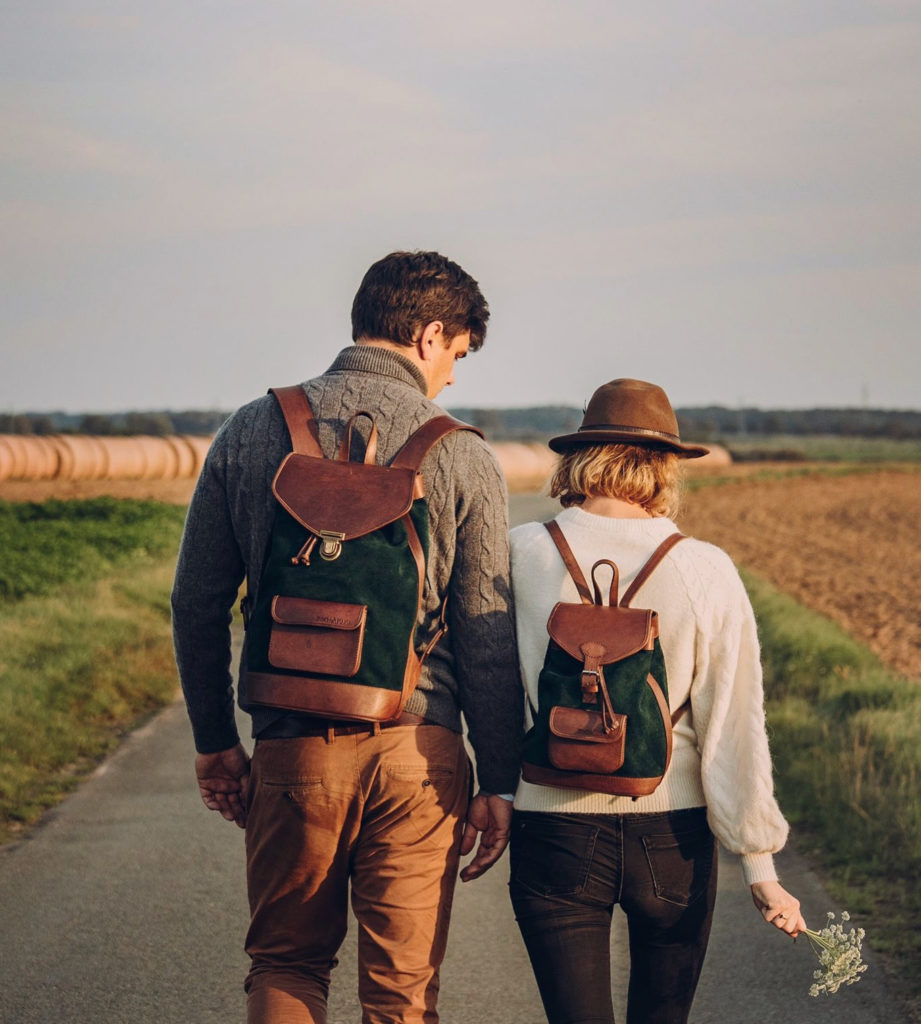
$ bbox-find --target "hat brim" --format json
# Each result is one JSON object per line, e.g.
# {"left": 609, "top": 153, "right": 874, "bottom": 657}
{"left": 548, "top": 429, "right": 710, "bottom": 459}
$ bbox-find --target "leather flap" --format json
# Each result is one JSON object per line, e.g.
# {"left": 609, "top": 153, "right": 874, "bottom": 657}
{"left": 549, "top": 705, "right": 626, "bottom": 743}
{"left": 271, "top": 595, "right": 367, "bottom": 631}
{"left": 272, "top": 453, "right": 418, "bottom": 538}
{"left": 547, "top": 603, "right": 657, "bottom": 663}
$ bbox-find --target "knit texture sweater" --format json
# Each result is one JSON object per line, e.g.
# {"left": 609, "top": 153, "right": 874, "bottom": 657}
{"left": 510, "top": 507, "right": 789, "bottom": 885}
{"left": 171, "top": 345, "right": 523, "bottom": 795}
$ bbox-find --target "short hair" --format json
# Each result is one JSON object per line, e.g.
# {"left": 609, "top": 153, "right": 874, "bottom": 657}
{"left": 549, "top": 444, "right": 683, "bottom": 518}
{"left": 351, "top": 251, "right": 489, "bottom": 350}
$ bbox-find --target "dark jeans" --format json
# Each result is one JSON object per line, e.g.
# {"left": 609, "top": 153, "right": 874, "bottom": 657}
{"left": 509, "top": 807, "right": 717, "bottom": 1024}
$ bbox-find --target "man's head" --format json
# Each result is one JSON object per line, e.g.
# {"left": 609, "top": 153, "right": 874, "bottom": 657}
{"left": 351, "top": 251, "right": 489, "bottom": 352}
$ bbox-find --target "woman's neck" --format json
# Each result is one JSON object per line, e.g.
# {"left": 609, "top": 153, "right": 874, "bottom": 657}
{"left": 578, "top": 495, "right": 654, "bottom": 519}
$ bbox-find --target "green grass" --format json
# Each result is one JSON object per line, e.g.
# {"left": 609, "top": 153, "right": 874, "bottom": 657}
{"left": 0, "top": 499, "right": 186, "bottom": 843}
{"left": 747, "top": 570, "right": 921, "bottom": 1010}
{"left": 723, "top": 434, "right": 921, "bottom": 463}
{"left": 0, "top": 497, "right": 187, "bottom": 602}
{"left": 685, "top": 461, "right": 921, "bottom": 492}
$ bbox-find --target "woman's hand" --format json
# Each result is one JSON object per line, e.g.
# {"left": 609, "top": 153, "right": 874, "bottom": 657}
{"left": 750, "top": 880, "right": 807, "bottom": 937}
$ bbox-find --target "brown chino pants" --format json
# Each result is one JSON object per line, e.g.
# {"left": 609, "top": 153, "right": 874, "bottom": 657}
{"left": 244, "top": 724, "right": 471, "bottom": 1024}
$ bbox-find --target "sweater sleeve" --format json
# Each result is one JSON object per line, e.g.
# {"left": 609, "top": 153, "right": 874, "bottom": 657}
{"left": 691, "top": 552, "right": 789, "bottom": 885}
{"left": 170, "top": 423, "right": 245, "bottom": 754}
{"left": 439, "top": 431, "right": 524, "bottom": 795}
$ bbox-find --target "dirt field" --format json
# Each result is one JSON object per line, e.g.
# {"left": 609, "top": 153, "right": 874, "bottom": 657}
{"left": 676, "top": 468, "right": 921, "bottom": 680}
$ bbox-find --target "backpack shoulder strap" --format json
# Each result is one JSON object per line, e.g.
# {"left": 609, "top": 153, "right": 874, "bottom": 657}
{"left": 389, "top": 415, "right": 483, "bottom": 471}
{"left": 544, "top": 520, "right": 594, "bottom": 606}
{"left": 620, "top": 533, "right": 685, "bottom": 608}
{"left": 269, "top": 385, "right": 323, "bottom": 457}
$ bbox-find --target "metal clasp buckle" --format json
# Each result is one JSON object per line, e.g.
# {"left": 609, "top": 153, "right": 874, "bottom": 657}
{"left": 319, "top": 530, "right": 346, "bottom": 561}
{"left": 580, "top": 668, "right": 602, "bottom": 698}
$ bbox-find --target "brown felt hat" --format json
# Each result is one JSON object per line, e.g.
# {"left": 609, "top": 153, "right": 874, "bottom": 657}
{"left": 549, "top": 378, "right": 709, "bottom": 458}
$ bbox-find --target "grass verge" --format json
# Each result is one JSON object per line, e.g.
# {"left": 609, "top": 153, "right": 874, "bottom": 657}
{"left": 722, "top": 435, "right": 921, "bottom": 462}
{"left": 0, "top": 498, "right": 186, "bottom": 844}
{"left": 685, "top": 461, "right": 921, "bottom": 492}
{"left": 747, "top": 570, "right": 921, "bottom": 1015}
{"left": 0, "top": 497, "right": 187, "bottom": 601}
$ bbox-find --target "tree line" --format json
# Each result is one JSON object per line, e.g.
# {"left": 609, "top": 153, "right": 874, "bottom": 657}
{"left": 3, "top": 405, "right": 920, "bottom": 441}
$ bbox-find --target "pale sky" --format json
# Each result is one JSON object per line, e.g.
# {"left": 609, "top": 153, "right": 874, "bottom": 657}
{"left": 3, "top": 1, "right": 920, "bottom": 414}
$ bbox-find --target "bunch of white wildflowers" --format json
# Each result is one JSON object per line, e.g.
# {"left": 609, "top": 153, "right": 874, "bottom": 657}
{"left": 804, "top": 911, "right": 868, "bottom": 997}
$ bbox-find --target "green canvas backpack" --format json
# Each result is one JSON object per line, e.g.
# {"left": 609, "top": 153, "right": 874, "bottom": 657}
{"left": 244, "top": 384, "right": 480, "bottom": 722}
{"left": 521, "top": 520, "right": 687, "bottom": 797}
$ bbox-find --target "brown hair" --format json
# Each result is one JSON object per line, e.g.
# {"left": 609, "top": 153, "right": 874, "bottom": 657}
{"left": 351, "top": 251, "right": 489, "bottom": 350}
{"left": 549, "top": 444, "right": 683, "bottom": 518}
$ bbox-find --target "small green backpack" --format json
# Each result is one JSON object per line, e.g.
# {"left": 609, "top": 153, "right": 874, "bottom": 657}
{"left": 244, "top": 385, "right": 479, "bottom": 722}
{"left": 521, "top": 520, "right": 687, "bottom": 797}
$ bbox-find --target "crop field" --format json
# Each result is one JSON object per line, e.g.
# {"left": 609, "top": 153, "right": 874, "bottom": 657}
{"left": 677, "top": 467, "right": 921, "bottom": 681}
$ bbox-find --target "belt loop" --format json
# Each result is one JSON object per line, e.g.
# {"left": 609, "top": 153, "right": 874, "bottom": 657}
{"left": 326, "top": 725, "right": 335, "bottom": 744}
{"left": 372, "top": 722, "right": 381, "bottom": 736}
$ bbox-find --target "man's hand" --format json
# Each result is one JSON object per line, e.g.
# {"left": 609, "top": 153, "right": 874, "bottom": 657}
{"left": 195, "top": 744, "right": 251, "bottom": 829}
{"left": 459, "top": 793, "right": 512, "bottom": 882}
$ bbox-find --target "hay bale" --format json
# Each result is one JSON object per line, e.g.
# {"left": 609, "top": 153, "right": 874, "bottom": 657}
{"left": 491, "top": 442, "right": 556, "bottom": 494}
{"left": 685, "top": 443, "right": 732, "bottom": 471}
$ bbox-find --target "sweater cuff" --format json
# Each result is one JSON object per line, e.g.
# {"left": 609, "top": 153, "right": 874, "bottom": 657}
{"left": 190, "top": 719, "right": 242, "bottom": 755}
{"left": 741, "top": 852, "right": 778, "bottom": 887}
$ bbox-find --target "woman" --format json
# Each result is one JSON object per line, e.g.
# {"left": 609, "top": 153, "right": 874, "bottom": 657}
{"left": 508, "top": 378, "right": 806, "bottom": 1024}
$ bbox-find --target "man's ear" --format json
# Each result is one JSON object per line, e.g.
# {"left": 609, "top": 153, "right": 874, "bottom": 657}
{"left": 416, "top": 321, "right": 446, "bottom": 361}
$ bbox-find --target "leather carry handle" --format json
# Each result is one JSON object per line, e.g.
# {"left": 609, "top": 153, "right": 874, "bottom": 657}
{"left": 271, "top": 393, "right": 480, "bottom": 472}
{"left": 545, "top": 521, "right": 685, "bottom": 609}
{"left": 590, "top": 559, "right": 619, "bottom": 607}
{"left": 338, "top": 411, "right": 379, "bottom": 465}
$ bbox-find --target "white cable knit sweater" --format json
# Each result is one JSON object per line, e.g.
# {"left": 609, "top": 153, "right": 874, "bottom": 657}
{"left": 510, "top": 506, "right": 790, "bottom": 886}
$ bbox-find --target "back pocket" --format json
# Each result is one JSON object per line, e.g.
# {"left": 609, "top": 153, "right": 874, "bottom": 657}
{"left": 641, "top": 818, "right": 715, "bottom": 907}
{"left": 510, "top": 812, "right": 598, "bottom": 898}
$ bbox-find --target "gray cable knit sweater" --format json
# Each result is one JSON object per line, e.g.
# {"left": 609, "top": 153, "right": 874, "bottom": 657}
{"left": 171, "top": 344, "right": 523, "bottom": 794}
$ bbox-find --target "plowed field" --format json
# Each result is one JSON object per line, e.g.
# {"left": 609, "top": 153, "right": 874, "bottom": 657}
{"left": 676, "top": 469, "right": 921, "bottom": 680}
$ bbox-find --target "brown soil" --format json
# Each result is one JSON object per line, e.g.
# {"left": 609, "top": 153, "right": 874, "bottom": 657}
{"left": 676, "top": 468, "right": 921, "bottom": 680}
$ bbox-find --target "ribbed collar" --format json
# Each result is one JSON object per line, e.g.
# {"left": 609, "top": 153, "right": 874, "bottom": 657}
{"left": 326, "top": 344, "right": 428, "bottom": 395}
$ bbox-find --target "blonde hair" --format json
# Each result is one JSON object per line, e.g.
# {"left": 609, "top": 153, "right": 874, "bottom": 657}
{"left": 549, "top": 444, "right": 683, "bottom": 518}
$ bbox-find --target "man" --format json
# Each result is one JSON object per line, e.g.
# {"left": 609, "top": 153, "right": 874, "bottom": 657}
{"left": 171, "top": 250, "right": 523, "bottom": 1024}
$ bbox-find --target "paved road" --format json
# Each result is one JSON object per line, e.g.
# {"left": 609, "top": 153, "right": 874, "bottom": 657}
{"left": 0, "top": 494, "right": 910, "bottom": 1022}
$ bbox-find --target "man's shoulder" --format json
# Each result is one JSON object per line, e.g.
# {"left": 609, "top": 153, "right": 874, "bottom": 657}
{"left": 218, "top": 391, "right": 283, "bottom": 433}
{"left": 426, "top": 419, "right": 503, "bottom": 483}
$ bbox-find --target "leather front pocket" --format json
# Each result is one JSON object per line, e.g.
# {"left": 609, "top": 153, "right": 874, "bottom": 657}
{"left": 547, "top": 705, "right": 627, "bottom": 773}
{"left": 267, "top": 595, "right": 367, "bottom": 677}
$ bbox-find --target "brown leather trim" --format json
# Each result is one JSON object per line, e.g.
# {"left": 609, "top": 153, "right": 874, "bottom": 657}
{"left": 620, "top": 533, "right": 685, "bottom": 607}
{"left": 671, "top": 698, "right": 691, "bottom": 727}
{"left": 247, "top": 672, "right": 406, "bottom": 722}
{"left": 545, "top": 520, "right": 593, "bottom": 605}
{"left": 389, "top": 415, "right": 482, "bottom": 471}
{"left": 521, "top": 761, "right": 664, "bottom": 797}
{"left": 399, "top": 511, "right": 426, "bottom": 706}
{"left": 270, "top": 386, "right": 323, "bottom": 457}
{"left": 646, "top": 672, "right": 673, "bottom": 773}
